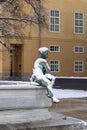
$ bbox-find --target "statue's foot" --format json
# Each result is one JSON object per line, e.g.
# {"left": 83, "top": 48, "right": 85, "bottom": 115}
{"left": 48, "top": 94, "right": 51, "bottom": 98}
{"left": 52, "top": 96, "right": 60, "bottom": 103}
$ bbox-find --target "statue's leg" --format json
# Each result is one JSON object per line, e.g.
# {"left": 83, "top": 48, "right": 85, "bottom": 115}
{"left": 38, "top": 76, "right": 60, "bottom": 103}
{"left": 38, "top": 78, "right": 53, "bottom": 96}
{"left": 51, "top": 76, "right": 56, "bottom": 87}
{"left": 45, "top": 74, "right": 56, "bottom": 87}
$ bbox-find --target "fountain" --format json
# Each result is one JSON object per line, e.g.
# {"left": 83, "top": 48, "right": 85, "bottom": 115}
{"left": 0, "top": 80, "right": 86, "bottom": 130}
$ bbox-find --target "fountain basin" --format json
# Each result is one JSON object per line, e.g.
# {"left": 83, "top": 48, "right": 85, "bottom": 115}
{"left": 0, "top": 81, "right": 52, "bottom": 124}
{"left": 0, "top": 81, "right": 86, "bottom": 130}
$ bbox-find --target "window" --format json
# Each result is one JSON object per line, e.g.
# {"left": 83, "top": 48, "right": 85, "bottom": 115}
{"left": 74, "top": 60, "right": 84, "bottom": 72}
{"left": 50, "top": 10, "right": 60, "bottom": 32}
{"left": 74, "top": 46, "right": 84, "bottom": 53}
{"left": 50, "top": 45, "right": 60, "bottom": 52}
{"left": 74, "top": 13, "right": 84, "bottom": 34}
{"left": 50, "top": 60, "right": 60, "bottom": 72}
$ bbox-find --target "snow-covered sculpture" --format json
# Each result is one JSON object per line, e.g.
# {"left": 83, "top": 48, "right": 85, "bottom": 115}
{"left": 30, "top": 47, "right": 60, "bottom": 103}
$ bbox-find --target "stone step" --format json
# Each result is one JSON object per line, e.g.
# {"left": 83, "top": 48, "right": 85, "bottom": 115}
{"left": 0, "top": 112, "right": 86, "bottom": 130}
{"left": 0, "top": 109, "right": 51, "bottom": 124}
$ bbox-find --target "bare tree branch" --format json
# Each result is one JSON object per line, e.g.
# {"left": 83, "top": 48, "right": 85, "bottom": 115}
{"left": 0, "top": 39, "right": 10, "bottom": 50}
{"left": 0, "top": 17, "right": 38, "bottom": 24}
{"left": 0, "top": 0, "right": 48, "bottom": 50}
{"left": 24, "top": 0, "right": 40, "bottom": 16}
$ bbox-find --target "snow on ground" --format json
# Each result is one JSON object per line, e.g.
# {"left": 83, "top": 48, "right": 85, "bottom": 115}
{"left": 53, "top": 89, "right": 87, "bottom": 99}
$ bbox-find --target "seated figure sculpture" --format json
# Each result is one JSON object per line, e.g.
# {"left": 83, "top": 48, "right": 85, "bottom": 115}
{"left": 30, "top": 47, "right": 60, "bottom": 103}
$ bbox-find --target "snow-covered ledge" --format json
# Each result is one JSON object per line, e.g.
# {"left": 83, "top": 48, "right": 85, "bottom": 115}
{"left": 0, "top": 81, "right": 52, "bottom": 124}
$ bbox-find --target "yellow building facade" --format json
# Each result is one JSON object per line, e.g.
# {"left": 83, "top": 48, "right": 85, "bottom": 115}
{"left": 0, "top": 0, "right": 87, "bottom": 79}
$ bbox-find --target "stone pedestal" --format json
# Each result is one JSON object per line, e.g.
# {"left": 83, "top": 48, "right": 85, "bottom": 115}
{"left": 0, "top": 81, "right": 52, "bottom": 124}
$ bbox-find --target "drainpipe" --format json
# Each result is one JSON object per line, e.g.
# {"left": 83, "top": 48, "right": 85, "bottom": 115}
{"left": 9, "top": 48, "right": 15, "bottom": 77}
{"left": 38, "top": 0, "right": 42, "bottom": 48}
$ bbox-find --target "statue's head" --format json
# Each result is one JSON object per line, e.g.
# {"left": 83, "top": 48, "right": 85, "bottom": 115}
{"left": 38, "top": 47, "right": 48, "bottom": 59}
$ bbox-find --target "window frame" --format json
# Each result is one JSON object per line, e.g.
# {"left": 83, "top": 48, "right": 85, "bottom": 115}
{"left": 74, "top": 12, "right": 84, "bottom": 34}
{"left": 49, "top": 45, "right": 60, "bottom": 52}
{"left": 74, "top": 60, "right": 84, "bottom": 73}
{"left": 49, "top": 9, "right": 60, "bottom": 32}
{"left": 74, "top": 46, "right": 84, "bottom": 53}
{"left": 50, "top": 60, "right": 60, "bottom": 72}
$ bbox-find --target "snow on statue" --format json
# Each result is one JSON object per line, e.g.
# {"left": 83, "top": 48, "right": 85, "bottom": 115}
{"left": 30, "top": 47, "right": 60, "bottom": 103}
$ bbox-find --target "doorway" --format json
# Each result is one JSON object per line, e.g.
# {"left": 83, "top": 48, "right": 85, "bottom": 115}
{"left": 10, "top": 44, "right": 22, "bottom": 78}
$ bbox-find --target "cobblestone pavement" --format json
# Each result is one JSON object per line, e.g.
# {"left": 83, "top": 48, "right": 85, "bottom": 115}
{"left": 49, "top": 98, "right": 87, "bottom": 122}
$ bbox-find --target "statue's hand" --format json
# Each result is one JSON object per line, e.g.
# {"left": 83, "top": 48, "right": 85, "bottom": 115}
{"left": 42, "top": 66, "right": 46, "bottom": 74}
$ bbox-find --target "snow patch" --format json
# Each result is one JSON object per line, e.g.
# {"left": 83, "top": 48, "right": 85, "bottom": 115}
{"left": 53, "top": 89, "right": 87, "bottom": 99}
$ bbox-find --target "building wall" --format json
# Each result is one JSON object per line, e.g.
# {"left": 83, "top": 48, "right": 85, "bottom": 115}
{"left": 1, "top": 0, "right": 87, "bottom": 78}
{"left": 41, "top": 0, "right": 87, "bottom": 77}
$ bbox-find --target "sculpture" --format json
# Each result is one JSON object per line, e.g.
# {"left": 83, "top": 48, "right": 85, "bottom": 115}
{"left": 30, "top": 47, "right": 60, "bottom": 103}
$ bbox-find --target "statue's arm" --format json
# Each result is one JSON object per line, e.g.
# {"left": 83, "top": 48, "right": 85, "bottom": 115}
{"left": 45, "top": 62, "right": 51, "bottom": 74}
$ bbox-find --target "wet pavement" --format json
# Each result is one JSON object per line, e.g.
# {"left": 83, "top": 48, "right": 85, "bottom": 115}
{"left": 49, "top": 98, "right": 87, "bottom": 122}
